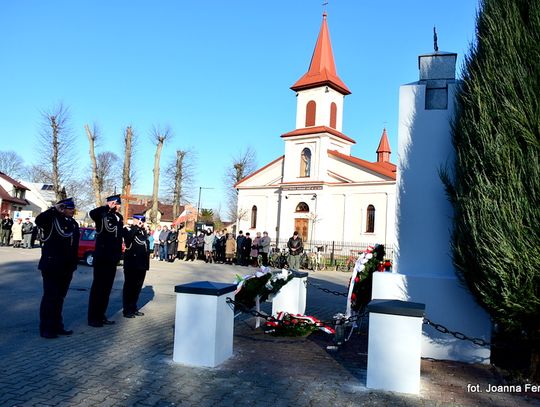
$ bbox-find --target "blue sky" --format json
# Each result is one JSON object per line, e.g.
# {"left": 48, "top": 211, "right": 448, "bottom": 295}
{"left": 0, "top": 1, "right": 478, "bottom": 217}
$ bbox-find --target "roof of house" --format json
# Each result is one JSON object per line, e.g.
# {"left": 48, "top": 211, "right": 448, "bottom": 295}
{"left": 290, "top": 13, "right": 351, "bottom": 95}
{"left": 328, "top": 149, "right": 396, "bottom": 180}
{"left": 126, "top": 202, "right": 182, "bottom": 222}
{"left": 0, "top": 172, "right": 29, "bottom": 191}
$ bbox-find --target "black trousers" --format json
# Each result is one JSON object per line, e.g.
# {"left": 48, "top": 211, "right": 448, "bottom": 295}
{"left": 88, "top": 260, "right": 118, "bottom": 323}
{"left": 122, "top": 268, "right": 147, "bottom": 315}
{"left": 40, "top": 269, "right": 73, "bottom": 335}
{"left": 261, "top": 252, "right": 269, "bottom": 267}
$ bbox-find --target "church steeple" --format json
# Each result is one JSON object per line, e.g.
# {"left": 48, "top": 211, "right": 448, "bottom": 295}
{"left": 376, "top": 128, "right": 391, "bottom": 163}
{"left": 291, "top": 13, "right": 351, "bottom": 95}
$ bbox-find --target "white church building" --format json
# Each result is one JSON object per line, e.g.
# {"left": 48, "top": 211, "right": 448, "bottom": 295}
{"left": 235, "top": 13, "right": 396, "bottom": 251}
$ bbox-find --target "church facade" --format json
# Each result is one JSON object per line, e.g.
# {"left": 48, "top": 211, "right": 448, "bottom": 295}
{"left": 235, "top": 14, "right": 396, "bottom": 252}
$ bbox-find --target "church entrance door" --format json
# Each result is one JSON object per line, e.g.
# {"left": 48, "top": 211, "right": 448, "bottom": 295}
{"left": 294, "top": 218, "right": 309, "bottom": 243}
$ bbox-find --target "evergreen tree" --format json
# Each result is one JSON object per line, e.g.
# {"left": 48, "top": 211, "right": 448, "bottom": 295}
{"left": 444, "top": 0, "right": 540, "bottom": 379}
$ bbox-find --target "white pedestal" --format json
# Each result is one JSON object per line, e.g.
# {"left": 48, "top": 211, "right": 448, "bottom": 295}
{"left": 173, "top": 281, "right": 237, "bottom": 367}
{"left": 366, "top": 299, "right": 425, "bottom": 395}
{"left": 272, "top": 271, "right": 308, "bottom": 316}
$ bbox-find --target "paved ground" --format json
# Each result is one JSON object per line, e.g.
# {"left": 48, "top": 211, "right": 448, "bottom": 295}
{"left": 0, "top": 246, "right": 539, "bottom": 406}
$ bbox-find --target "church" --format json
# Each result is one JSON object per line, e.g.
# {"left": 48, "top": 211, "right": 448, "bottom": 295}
{"left": 235, "top": 13, "right": 396, "bottom": 252}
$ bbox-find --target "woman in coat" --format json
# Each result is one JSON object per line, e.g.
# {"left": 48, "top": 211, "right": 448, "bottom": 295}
{"left": 11, "top": 218, "right": 23, "bottom": 247}
{"left": 250, "top": 232, "right": 261, "bottom": 266}
{"left": 203, "top": 230, "right": 215, "bottom": 263}
{"left": 167, "top": 226, "right": 178, "bottom": 262}
{"left": 225, "top": 233, "right": 236, "bottom": 264}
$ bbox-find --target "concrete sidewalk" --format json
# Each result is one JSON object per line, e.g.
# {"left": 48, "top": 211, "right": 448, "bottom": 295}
{"left": 0, "top": 247, "right": 538, "bottom": 406}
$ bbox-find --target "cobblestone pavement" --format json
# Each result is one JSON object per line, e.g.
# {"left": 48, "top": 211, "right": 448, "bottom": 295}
{"left": 1, "top": 247, "right": 539, "bottom": 406}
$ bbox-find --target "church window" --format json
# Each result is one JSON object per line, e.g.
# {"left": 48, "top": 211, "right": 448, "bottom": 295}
{"left": 330, "top": 102, "right": 337, "bottom": 128}
{"left": 366, "top": 205, "right": 375, "bottom": 233}
{"left": 295, "top": 202, "right": 309, "bottom": 213}
{"left": 300, "top": 148, "right": 311, "bottom": 177}
{"left": 305, "top": 101, "right": 316, "bottom": 126}
{"left": 251, "top": 206, "right": 257, "bottom": 229}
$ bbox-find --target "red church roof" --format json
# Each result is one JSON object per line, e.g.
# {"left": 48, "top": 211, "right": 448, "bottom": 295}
{"left": 281, "top": 125, "right": 355, "bottom": 144}
{"left": 328, "top": 150, "right": 396, "bottom": 180}
{"left": 291, "top": 13, "right": 351, "bottom": 95}
{"left": 376, "top": 128, "right": 391, "bottom": 153}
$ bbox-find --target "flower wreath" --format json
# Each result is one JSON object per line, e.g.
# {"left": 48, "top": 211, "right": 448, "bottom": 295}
{"left": 265, "top": 311, "right": 335, "bottom": 337}
{"left": 234, "top": 267, "right": 293, "bottom": 310}
{"left": 348, "top": 244, "right": 387, "bottom": 313}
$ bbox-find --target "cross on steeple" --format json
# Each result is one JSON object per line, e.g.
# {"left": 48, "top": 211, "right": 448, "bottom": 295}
{"left": 322, "top": 1, "right": 328, "bottom": 13}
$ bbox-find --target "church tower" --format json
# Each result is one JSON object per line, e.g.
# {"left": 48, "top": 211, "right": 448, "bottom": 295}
{"left": 281, "top": 13, "right": 355, "bottom": 184}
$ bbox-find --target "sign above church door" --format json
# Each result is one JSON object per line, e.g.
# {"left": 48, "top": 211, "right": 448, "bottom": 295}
{"left": 282, "top": 186, "right": 323, "bottom": 191}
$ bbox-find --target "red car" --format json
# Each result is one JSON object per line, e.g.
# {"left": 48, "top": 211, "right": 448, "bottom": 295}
{"left": 78, "top": 227, "right": 125, "bottom": 266}
{"left": 78, "top": 227, "right": 97, "bottom": 266}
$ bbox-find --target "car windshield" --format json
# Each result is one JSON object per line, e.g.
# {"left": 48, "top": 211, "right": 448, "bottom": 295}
{"left": 81, "top": 229, "right": 96, "bottom": 241}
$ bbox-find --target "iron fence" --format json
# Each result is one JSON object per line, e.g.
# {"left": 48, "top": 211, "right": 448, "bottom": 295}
{"left": 270, "top": 238, "right": 394, "bottom": 270}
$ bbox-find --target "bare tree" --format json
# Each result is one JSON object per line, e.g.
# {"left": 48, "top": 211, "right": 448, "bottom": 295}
{"left": 85, "top": 124, "right": 102, "bottom": 206}
{"left": 0, "top": 151, "right": 26, "bottom": 179}
{"left": 224, "top": 147, "right": 257, "bottom": 222}
{"left": 163, "top": 149, "right": 196, "bottom": 219}
{"left": 121, "top": 126, "right": 135, "bottom": 219}
{"left": 149, "top": 127, "right": 170, "bottom": 226}
{"left": 37, "top": 104, "right": 76, "bottom": 201}
{"left": 96, "top": 152, "right": 121, "bottom": 197}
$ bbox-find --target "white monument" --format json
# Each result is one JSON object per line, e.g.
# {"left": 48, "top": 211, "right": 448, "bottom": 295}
{"left": 372, "top": 48, "right": 492, "bottom": 363}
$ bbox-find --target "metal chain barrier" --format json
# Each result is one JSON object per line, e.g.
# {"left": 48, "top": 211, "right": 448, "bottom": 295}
{"left": 423, "top": 317, "right": 490, "bottom": 347}
{"left": 306, "top": 279, "right": 349, "bottom": 297}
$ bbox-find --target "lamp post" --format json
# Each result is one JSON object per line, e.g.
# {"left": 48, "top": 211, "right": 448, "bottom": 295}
{"left": 196, "top": 186, "right": 214, "bottom": 223}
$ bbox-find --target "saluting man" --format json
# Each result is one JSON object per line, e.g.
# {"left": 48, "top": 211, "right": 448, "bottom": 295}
{"left": 35, "top": 198, "right": 80, "bottom": 339}
{"left": 122, "top": 214, "right": 150, "bottom": 318}
{"left": 88, "top": 194, "right": 124, "bottom": 327}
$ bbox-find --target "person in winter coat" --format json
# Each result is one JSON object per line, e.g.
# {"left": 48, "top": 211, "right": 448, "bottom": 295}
{"left": 259, "top": 231, "right": 271, "bottom": 267}
{"left": 203, "top": 229, "right": 215, "bottom": 263}
{"left": 122, "top": 214, "right": 150, "bottom": 318}
{"left": 241, "top": 232, "right": 252, "bottom": 266}
{"left": 22, "top": 218, "right": 34, "bottom": 248}
{"left": 11, "top": 218, "right": 23, "bottom": 247}
{"left": 87, "top": 194, "right": 124, "bottom": 327}
{"left": 0, "top": 213, "right": 13, "bottom": 246}
{"left": 167, "top": 226, "right": 178, "bottom": 262}
{"left": 251, "top": 232, "right": 261, "bottom": 266}
{"left": 225, "top": 233, "right": 236, "bottom": 264}
{"left": 177, "top": 224, "right": 187, "bottom": 260}
{"left": 236, "top": 231, "right": 245, "bottom": 266}
{"left": 152, "top": 225, "right": 162, "bottom": 259}
{"left": 158, "top": 226, "right": 170, "bottom": 261}
{"left": 287, "top": 231, "right": 304, "bottom": 271}
{"left": 185, "top": 234, "right": 197, "bottom": 261}
{"left": 35, "top": 198, "right": 80, "bottom": 338}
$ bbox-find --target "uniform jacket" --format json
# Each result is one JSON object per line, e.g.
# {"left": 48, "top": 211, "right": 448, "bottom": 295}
{"left": 90, "top": 205, "right": 124, "bottom": 264}
{"left": 35, "top": 207, "right": 80, "bottom": 272}
{"left": 122, "top": 225, "right": 150, "bottom": 271}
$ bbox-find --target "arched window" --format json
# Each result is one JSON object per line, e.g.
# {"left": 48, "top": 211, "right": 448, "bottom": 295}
{"left": 305, "top": 100, "right": 316, "bottom": 126}
{"left": 330, "top": 102, "right": 337, "bottom": 128}
{"left": 295, "top": 202, "right": 309, "bottom": 212}
{"left": 251, "top": 205, "right": 257, "bottom": 229}
{"left": 300, "top": 148, "right": 311, "bottom": 177}
{"left": 366, "top": 205, "right": 375, "bottom": 233}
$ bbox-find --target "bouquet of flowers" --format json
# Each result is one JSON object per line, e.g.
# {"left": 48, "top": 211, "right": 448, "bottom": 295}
{"left": 265, "top": 312, "right": 335, "bottom": 337}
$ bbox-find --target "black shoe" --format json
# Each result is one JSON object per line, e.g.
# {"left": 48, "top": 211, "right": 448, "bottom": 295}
{"left": 57, "top": 329, "right": 73, "bottom": 336}
{"left": 134, "top": 311, "right": 145, "bottom": 316}
{"left": 88, "top": 321, "right": 104, "bottom": 328}
{"left": 123, "top": 313, "right": 135, "bottom": 318}
{"left": 41, "top": 332, "right": 58, "bottom": 339}
{"left": 102, "top": 319, "right": 115, "bottom": 325}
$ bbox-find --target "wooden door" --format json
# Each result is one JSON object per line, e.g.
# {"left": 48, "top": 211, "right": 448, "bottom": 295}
{"left": 294, "top": 218, "right": 309, "bottom": 243}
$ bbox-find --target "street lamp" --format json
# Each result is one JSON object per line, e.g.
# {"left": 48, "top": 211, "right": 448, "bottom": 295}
{"left": 196, "top": 186, "right": 214, "bottom": 223}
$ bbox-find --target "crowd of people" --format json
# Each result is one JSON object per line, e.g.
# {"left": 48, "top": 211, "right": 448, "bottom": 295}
{"left": 0, "top": 213, "right": 38, "bottom": 248}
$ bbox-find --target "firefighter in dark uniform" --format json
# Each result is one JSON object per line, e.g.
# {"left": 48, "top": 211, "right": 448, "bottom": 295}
{"left": 88, "top": 194, "right": 124, "bottom": 327}
{"left": 35, "top": 198, "right": 80, "bottom": 338}
{"left": 122, "top": 214, "right": 150, "bottom": 318}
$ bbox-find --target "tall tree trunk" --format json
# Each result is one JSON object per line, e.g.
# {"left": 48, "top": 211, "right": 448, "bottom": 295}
{"left": 172, "top": 150, "right": 185, "bottom": 220}
{"left": 150, "top": 137, "right": 165, "bottom": 226}
{"left": 122, "top": 126, "right": 133, "bottom": 219}
{"left": 85, "top": 124, "right": 102, "bottom": 206}
{"left": 50, "top": 116, "right": 62, "bottom": 201}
